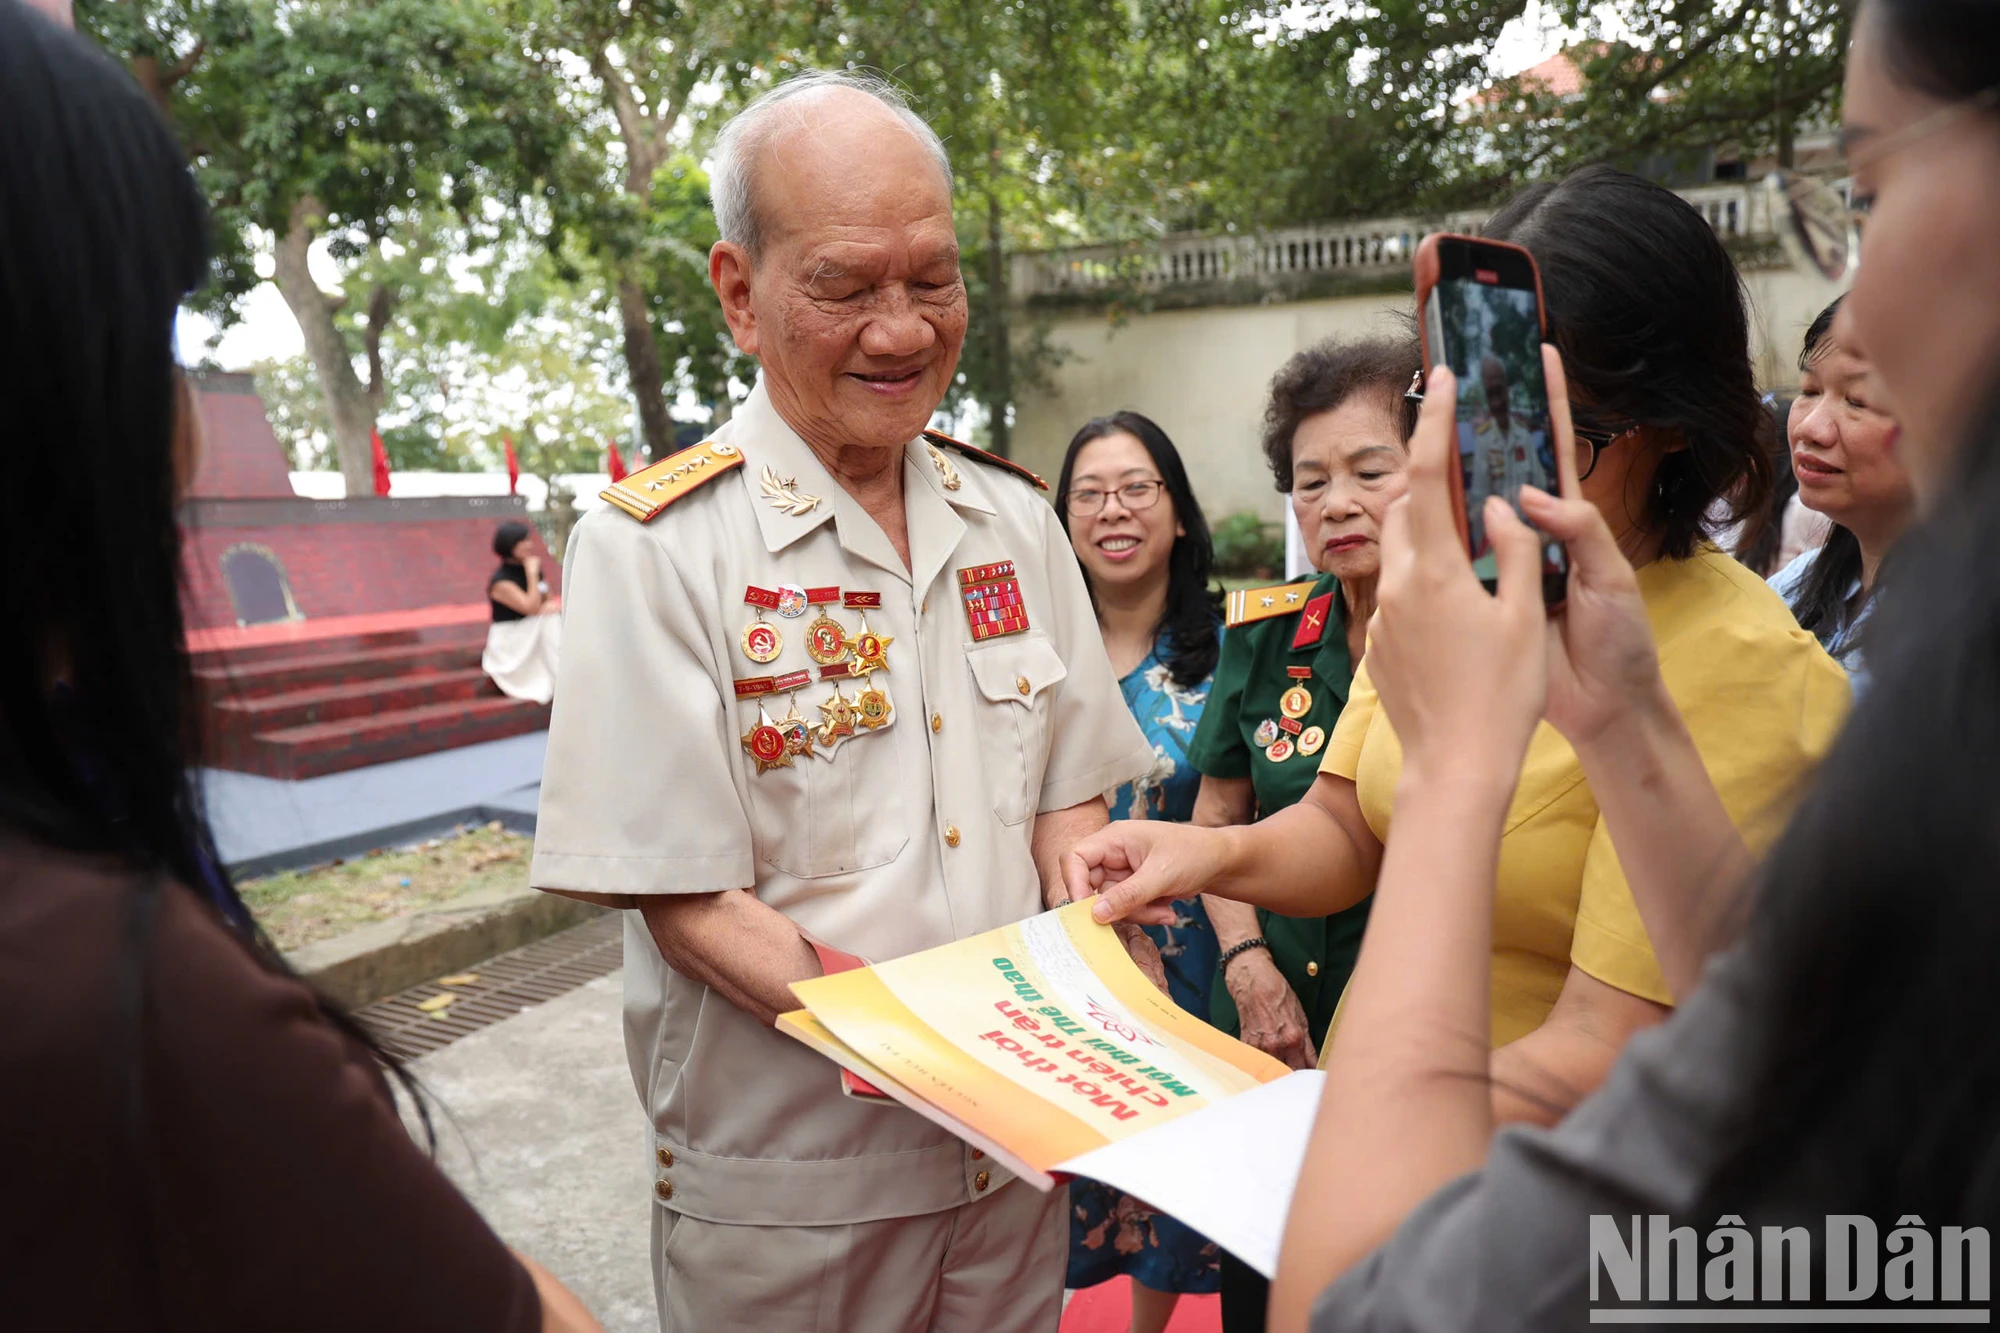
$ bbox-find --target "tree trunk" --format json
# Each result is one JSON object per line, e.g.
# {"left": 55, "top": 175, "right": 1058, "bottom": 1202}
{"left": 271, "top": 200, "right": 377, "bottom": 497}
{"left": 616, "top": 271, "right": 675, "bottom": 458}
{"left": 983, "top": 190, "right": 1014, "bottom": 459}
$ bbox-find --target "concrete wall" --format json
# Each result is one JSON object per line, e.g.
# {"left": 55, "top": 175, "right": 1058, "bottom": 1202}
{"left": 1011, "top": 262, "right": 1848, "bottom": 525}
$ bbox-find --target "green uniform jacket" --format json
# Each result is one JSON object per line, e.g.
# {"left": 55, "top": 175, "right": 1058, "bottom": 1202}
{"left": 1186, "top": 571, "right": 1370, "bottom": 1046}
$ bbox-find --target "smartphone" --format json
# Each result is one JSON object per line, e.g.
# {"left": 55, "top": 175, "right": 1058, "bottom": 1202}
{"left": 1412, "top": 233, "right": 1568, "bottom": 605}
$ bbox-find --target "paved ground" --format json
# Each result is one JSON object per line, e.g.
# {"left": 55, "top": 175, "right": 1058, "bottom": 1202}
{"left": 404, "top": 969, "right": 658, "bottom": 1333}
{"left": 205, "top": 729, "right": 546, "bottom": 874}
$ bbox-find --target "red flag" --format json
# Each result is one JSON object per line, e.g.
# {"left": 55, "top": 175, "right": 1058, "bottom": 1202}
{"left": 503, "top": 435, "right": 520, "bottom": 495}
{"left": 606, "top": 438, "right": 627, "bottom": 483}
{"left": 370, "top": 428, "right": 391, "bottom": 497}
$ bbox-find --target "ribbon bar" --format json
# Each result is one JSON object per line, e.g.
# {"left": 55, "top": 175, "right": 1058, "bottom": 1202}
{"left": 842, "top": 591, "right": 883, "bottom": 609}
{"left": 957, "top": 560, "right": 1017, "bottom": 585}
{"left": 733, "top": 676, "right": 777, "bottom": 698}
{"left": 1278, "top": 716, "right": 1304, "bottom": 736}
{"left": 818, "top": 661, "right": 857, "bottom": 680}
{"left": 774, "top": 669, "right": 813, "bottom": 692}
{"left": 1286, "top": 666, "right": 1314, "bottom": 679}
{"left": 806, "top": 586, "right": 842, "bottom": 605}
{"left": 743, "top": 586, "right": 782, "bottom": 610}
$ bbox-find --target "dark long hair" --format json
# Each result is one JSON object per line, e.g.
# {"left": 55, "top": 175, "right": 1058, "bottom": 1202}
{"left": 1055, "top": 412, "right": 1223, "bottom": 690}
{"left": 1483, "top": 166, "right": 1774, "bottom": 560}
{"left": 0, "top": 5, "right": 428, "bottom": 1131}
{"left": 1784, "top": 298, "right": 1870, "bottom": 641}
{"left": 1696, "top": 0, "right": 2000, "bottom": 1229}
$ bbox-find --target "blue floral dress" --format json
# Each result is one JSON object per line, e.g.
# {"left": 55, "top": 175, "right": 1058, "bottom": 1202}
{"left": 1067, "top": 635, "right": 1222, "bottom": 1295}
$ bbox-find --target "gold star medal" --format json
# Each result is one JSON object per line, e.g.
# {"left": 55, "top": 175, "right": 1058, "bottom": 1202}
{"left": 816, "top": 679, "right": 858, "bottom": 749}
{"left": 1280, "top": 665, "right": 1314, "bottom": 720}
{"left": 739, "top": 697, "right": 791, "bottom": 775}
{"left": 741, "top": 585, "right": 783, "bottom": 664}
{"left": 845, "top": 592, "right": 892, "bottom": 675}
{"left": 855, "top": 683, "right": 893, "bottom": 731}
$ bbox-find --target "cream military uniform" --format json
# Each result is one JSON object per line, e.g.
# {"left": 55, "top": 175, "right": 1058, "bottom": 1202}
{"left": 1462, "top": 411, "right": 1539, "bottom": 556}
{"left": 530, "top": 380, "right": 1152, "bottom": 1332}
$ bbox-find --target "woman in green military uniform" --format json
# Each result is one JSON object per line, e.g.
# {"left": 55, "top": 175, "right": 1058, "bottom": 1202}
{"left": 1184, "top": 334, "right": 1420, "bottom": 1333}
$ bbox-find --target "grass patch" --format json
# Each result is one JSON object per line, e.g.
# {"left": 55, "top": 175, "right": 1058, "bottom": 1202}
{"left": 240, "top": 822, "right": 534, "bottom": 952}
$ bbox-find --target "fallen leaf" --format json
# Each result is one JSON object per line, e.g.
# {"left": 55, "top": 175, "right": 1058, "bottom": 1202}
{"left": 415, "top": 993, "right": 456, "bottom": 1013}
{"left": 437, "top": 973, "right": 480, "bottom": 987}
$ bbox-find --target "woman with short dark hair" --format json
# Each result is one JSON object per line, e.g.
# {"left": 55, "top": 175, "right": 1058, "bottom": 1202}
{"left": 1184, "top": 333, "right": 1419, "bottom": 1333}
{"left": 0, "top": 8, "right": 597, "bottom": 1329}
{"left": 484, "top": 519, "right": 562, "bottom": 704}
{"left": 1073, "top": 165, "right": 1847, "bottom": 1157}
{"left": 1768, "top": 296, "right": 1915, "bottom": 695}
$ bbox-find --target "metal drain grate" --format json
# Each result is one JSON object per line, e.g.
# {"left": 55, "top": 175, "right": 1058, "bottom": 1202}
{"left": 356, "top": 911, "right": 624, "bottom": 1059}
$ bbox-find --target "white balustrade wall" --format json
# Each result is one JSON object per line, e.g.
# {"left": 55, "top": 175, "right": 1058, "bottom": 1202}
{"left": 1010, "top": 183, "right": 1769, "bottom": 300}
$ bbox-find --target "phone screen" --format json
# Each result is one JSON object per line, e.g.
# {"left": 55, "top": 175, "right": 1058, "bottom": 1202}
{"left": 1421, "top": 242, "right": 1567, "bottom": 600}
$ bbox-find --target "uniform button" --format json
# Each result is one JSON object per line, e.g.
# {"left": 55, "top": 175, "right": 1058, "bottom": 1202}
{"left": 970, "top": 1149, "right": 985, "bottom": 1160}
{"left": 931, "top": 712, "right": 943, "bottom": 733}
{"left": 1015, "top": 675, "right": 1030, "bottom": 695}
{"left": 655, "top": 1179, "right": 674, "bottom": 1201}
{"left": 656, "top": 1147, "right": 674, "bottom": 1168}
{"left": 974, "top": 1170, "right": 991, "bottom": 1192}
{"left": 945, "top": 825, "right": 961, "bottom": 848}
{"left": 1307, "top": 960, "right": 1320, "bottom": 977}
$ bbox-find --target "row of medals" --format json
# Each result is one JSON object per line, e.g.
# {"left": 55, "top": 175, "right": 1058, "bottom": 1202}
{"left": 1251, "top": 667, "right": 1327, "bottom": 764}
{"left": 738, "top": 583, "right": 892, "bottom": 774}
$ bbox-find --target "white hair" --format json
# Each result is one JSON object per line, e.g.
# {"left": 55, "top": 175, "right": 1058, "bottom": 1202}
{"left": 710, "top": 70, "right": 953, "bottom": 255}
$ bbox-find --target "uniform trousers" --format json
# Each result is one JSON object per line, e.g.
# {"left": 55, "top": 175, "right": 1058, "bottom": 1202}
{"left": 654, "top": 1177, "right": 1066, "bottom": 1332}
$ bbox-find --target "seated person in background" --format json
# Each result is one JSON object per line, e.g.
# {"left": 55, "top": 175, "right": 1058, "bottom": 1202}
{"left": 0, "top": 9, "right": 598, "bottom": 1330}
{"left": 1768, "top": 295, "right": 1916, "bottom": 695}
{"left": 483, "top": 520, "right": 562, "bottom": 705}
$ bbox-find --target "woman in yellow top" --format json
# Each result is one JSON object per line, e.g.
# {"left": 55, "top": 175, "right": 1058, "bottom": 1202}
{"left": 1066, "top": 165, "right": 1850, "bottom": 1124}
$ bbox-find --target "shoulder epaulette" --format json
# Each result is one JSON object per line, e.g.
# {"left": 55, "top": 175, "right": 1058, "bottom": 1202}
{"left": 923, "top": 429, "right": 1048, "bottom": 492}
{"left": 601, "top": 440, "right": 744, "bottom": 522}
{"left": 1224, "top": 579, "right": 1321, "bottom": 628}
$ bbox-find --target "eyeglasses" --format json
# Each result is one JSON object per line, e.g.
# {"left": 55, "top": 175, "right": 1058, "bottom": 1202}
{"left": 1066, "top": 478, "right": 1166, "bottom": 516}
{"left": 1403, "top": 371, "right": 1629, "bottom": 483}
{"left": 1769, "top": 83, "right": 2000, "bottom": 282}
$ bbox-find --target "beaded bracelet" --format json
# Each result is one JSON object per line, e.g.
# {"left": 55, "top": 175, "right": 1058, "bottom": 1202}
{"left": 1218, "top": 937, "right": 1272, "bottom": 972}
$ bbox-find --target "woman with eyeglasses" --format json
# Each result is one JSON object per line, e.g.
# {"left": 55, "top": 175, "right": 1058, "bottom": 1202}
{"left": 1768, "top": 295, "right": 1916, "bottom": 695}
{"left": 1235, "top": 2, "right": 2000, "bottom": 1327}
{"left": 1055, "top": 412, "right": 1226, "bottom": 1333}
{"left": 1070, "top": 167, "right": 1848, "bottom": 1158}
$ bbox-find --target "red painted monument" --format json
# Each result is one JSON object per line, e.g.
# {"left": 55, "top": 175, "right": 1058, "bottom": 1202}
{"left": 184, "top": 372, "right": 557, "bottom": 779}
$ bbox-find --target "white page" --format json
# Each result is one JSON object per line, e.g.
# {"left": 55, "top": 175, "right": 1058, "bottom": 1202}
{"left": 1055, "top": 1069, "right": 1323, "bottom": 1280}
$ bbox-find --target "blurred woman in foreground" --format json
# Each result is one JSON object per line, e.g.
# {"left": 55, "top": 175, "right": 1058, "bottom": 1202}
{"left": 0, "top": 7, "right": 598, "bottom": 1328}
{"left": 1256, "top": 0, "right": 2000, "bottom": 1326}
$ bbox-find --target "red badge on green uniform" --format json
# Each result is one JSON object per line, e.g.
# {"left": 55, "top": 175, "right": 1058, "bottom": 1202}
{"left": 1292, "top": 592, "right": 1335, "bottom": 650}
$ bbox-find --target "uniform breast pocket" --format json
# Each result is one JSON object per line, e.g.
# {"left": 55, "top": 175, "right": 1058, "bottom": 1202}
{"left": 964, "top": 636, "right": 1068, "bottom": 826}
{"left": 745, "top": 701, "right": 908, "bottom": 879}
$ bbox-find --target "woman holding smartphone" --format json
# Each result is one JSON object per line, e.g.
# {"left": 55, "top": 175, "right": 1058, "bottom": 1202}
{"left": 1069, "top": 167, "right": 1848, "bottom": 1132}
{"left": 1257, "top": 1, "right": 2000, "bottom": 1325}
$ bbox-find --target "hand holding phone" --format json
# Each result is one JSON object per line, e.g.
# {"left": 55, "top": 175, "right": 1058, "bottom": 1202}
{"left": 1412, "top": 234, "right": 1569, "bottom": 605}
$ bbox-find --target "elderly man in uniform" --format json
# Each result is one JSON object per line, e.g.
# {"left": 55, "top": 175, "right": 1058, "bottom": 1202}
{"left": 529, "top": 71, "right": 1156, "bottom": 1332}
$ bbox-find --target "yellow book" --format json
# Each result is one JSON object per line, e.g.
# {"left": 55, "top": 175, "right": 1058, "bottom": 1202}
{"left": 781, "top": 900, "right": 1326, "bottom": 1277}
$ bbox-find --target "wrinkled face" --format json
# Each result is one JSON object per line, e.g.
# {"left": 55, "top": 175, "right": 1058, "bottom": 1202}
{"left": 1066, "top": 431, "right": 1182, "bottom": 593}
{"left": 712, "top": 93, "right": 967, "bottom": 456}
{"left": 1289, "top": 395, "right": 1410, "bottom": 580}
{"left": 1835, "top": 8, "right": 2000, "bottom": 506}
{"left": 1483, "top": 360, "right": 1511, "bottom": 424}
{"left": 1788, "top": 344, "right": 1914, "bottom": 531}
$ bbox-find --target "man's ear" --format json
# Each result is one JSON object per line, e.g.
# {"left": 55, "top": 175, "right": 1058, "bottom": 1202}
{"left": 710, "top": 241, "right": 760, "bottom": 357}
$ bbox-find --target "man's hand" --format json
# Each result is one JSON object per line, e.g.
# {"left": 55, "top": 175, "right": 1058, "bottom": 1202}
{"left": 1225, "top": 950, "right": 1317, "bottom": 1070}
{"left": 1065, "top": 820, "right": 1229, "bottom": 926}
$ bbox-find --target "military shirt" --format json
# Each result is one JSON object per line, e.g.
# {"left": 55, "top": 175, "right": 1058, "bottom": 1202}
{"left": 1185, "top": 570, "right": 1370, "bottom": 1046}
{"left": 529, "top": 380, "right": 1152, "bottom": 1228}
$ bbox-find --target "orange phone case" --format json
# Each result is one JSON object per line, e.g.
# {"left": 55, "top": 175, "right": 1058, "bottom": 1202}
{"left": 1411, "top": 233, "right": 1550, "bottom": 562}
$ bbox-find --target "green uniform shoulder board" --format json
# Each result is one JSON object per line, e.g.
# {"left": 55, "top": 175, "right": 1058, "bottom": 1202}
{"left": 922, "top": 429, "right": 1048, "bottom": 492}
{"left": 600, "top": 440, "right": 745, "bottom": 522}
{"left": 1225, "top": 579, "right": 1320, "bottom": 628}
